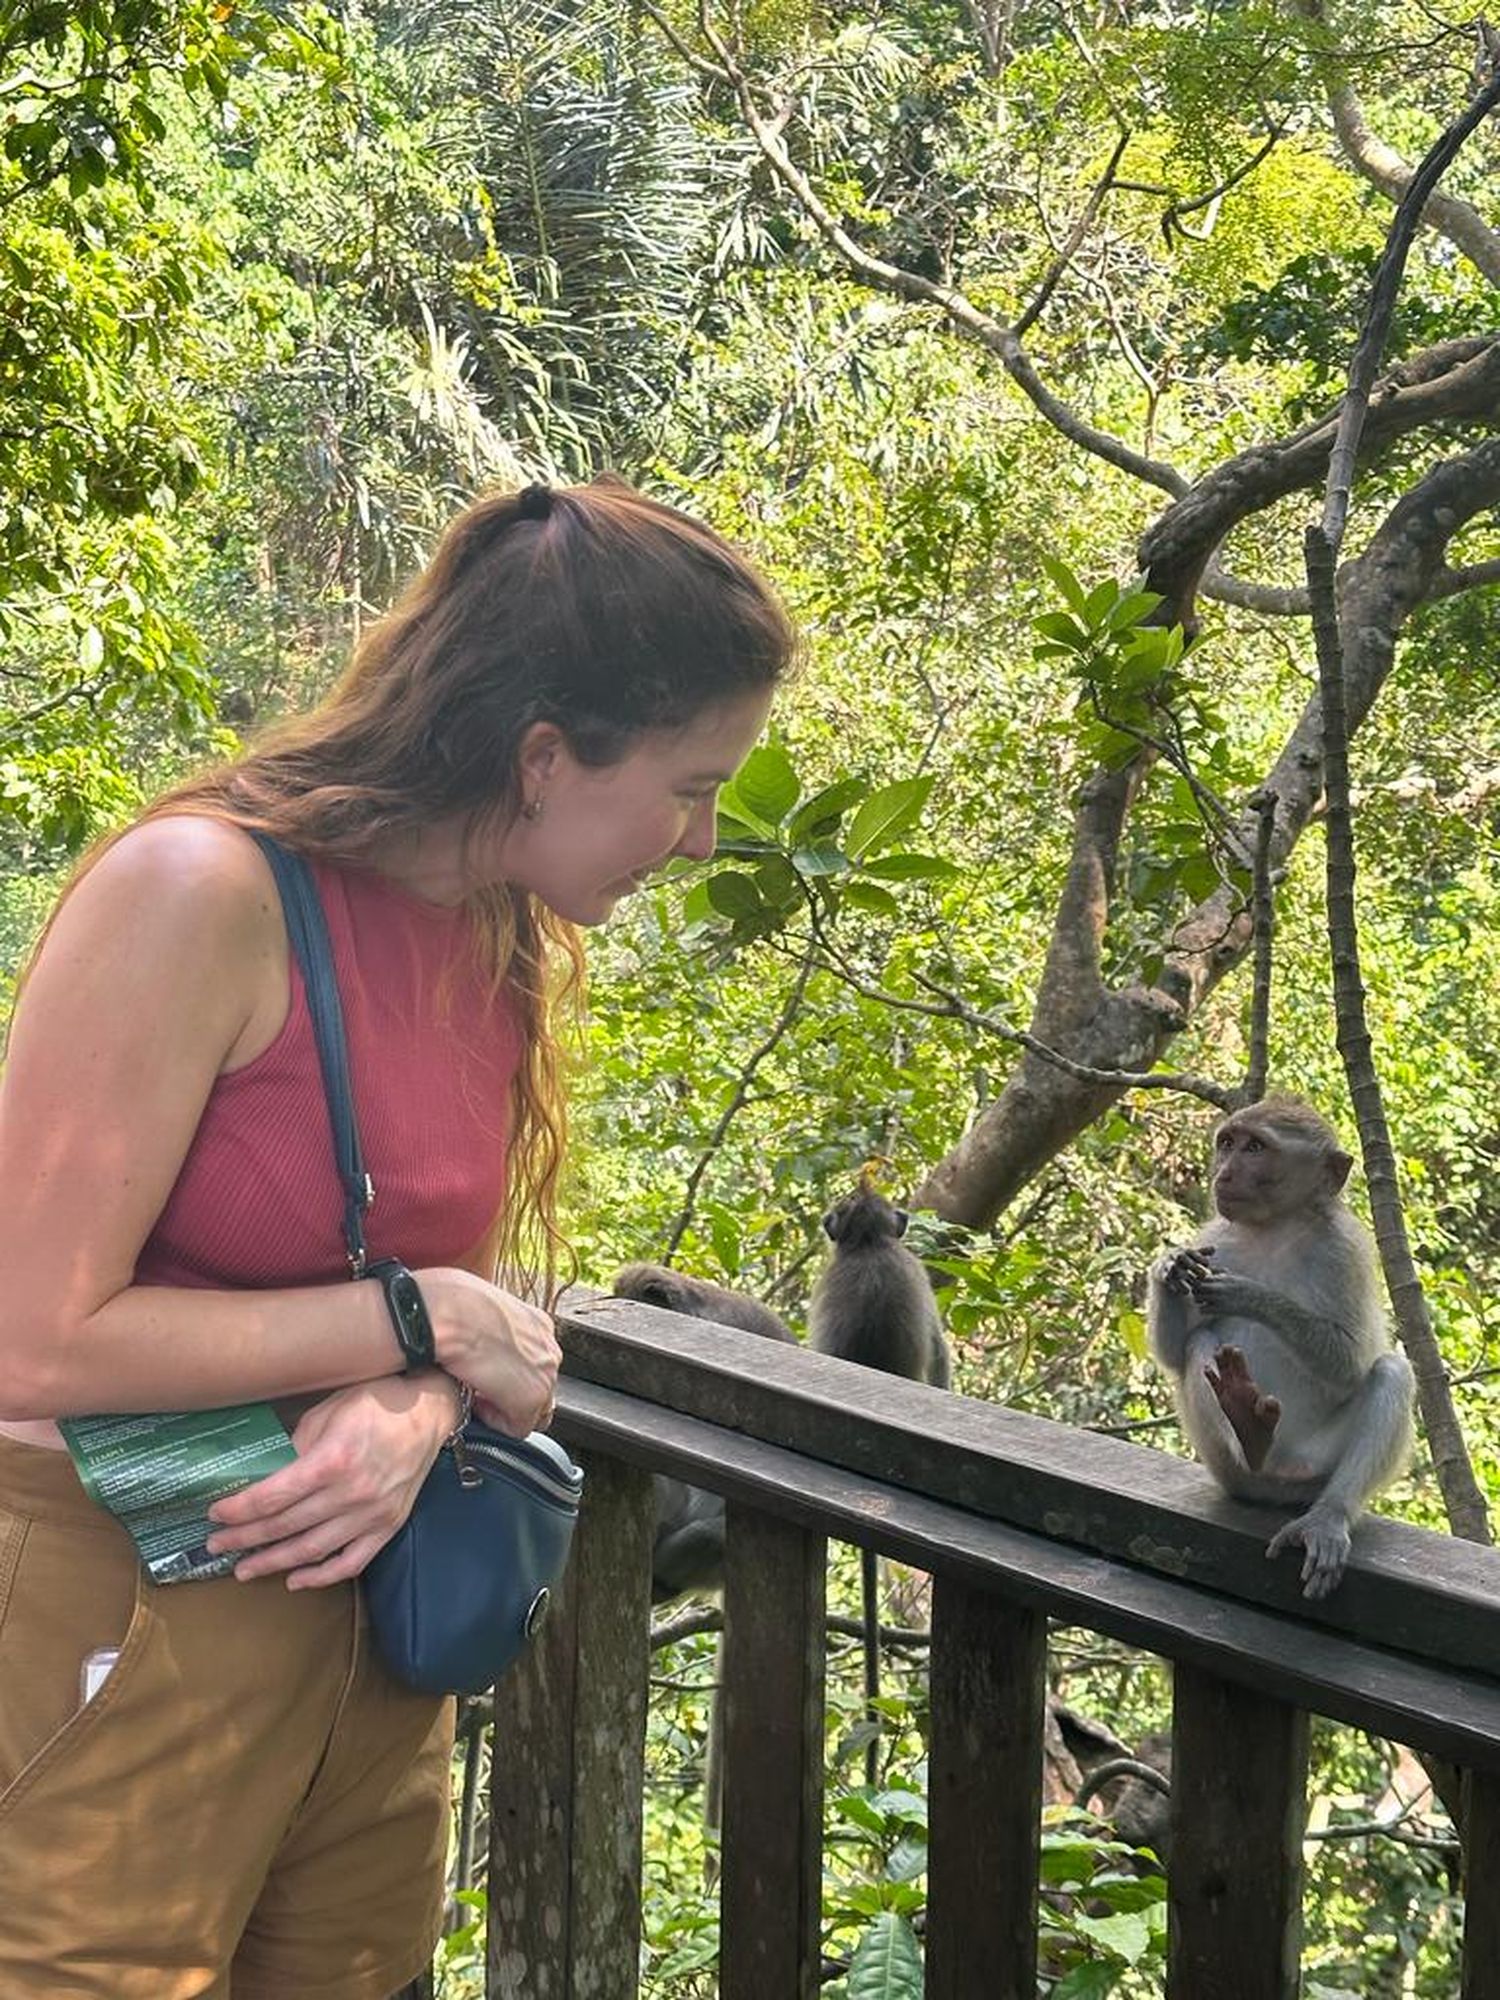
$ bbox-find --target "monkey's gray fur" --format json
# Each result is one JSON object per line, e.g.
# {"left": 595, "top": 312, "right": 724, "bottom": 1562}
{"left": 808, "top": 1184, "right": 951, "bottom": 1388}
{"left": 612, "top": 1263, "right": 796, "bottom": 1603}
{"left": 1148, "top": 1095, "right": 1414, "bottom": 1600}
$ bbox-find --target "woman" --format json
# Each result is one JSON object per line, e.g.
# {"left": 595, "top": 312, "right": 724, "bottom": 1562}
{"left": 0, "top": 477, "right": 795, "bottom": 1998}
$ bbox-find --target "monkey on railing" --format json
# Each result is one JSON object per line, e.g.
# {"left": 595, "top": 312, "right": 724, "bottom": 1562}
{"left": 611, "top": 1263, "right": 797, "bottom": 1603}
{"left": 1148, "top": 1095, "right": 1414, "bottom": 1600}
{"left": 809, "top": 1175, "right": 953, "bottom": 1782}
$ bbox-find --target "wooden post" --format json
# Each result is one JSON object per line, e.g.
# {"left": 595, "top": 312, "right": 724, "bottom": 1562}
{"left": 926, "top": 1577, "right": 1047, "bottom": 2000}
{"left": 718, "top": 1504, "right": 826, "bottom": 2000}
{"left": 1167, "top": 1662, "right": 1308, "bottom": 2000}
{"left": 487, "top": 1453, "right": 655, "bottom": 2000}
{"left": 1462, "top": 1768, "right": 1500, "bottom": 2000}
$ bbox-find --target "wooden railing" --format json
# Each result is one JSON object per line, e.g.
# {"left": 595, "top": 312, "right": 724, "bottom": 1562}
{"left": 474, "top": 1297, "right": 1500, "bottom": 2000}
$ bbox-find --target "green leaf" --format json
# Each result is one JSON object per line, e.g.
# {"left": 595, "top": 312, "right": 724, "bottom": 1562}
{"left": 704, "top": 871, "right": 764, "bottom": 919}
{"left": 730, "top": 741, "right": 800, "bottom": 827}
{"left": 1034, "top": 610, "right": 1089, "bottom": 652}
{"left": 753, "top": 853, "right": 802, "bottom": 909}
{"left": 1117, "top": 1307, "right": 1148, "bottom": 1361}
{"left": 1105, "top": 587, "right": 1163, "bottom": 632}
{"left": 1072, "top": 1908, "right": 1154, "bottom": 1964}
{"left": 862, "top": 852, "right": 960, "bottom": 882}
{"left": 839, "top": 881, "right": 900, "bottom": 917}
{"left": 792, "top": 843, "right": 849, "bottom": 878}
{"left": 1038, "top": 552, "right": 1088, "bottom": 616}
{"left": 847, "top": 777, "right": 933, "bottom": 860}
{"left": 1052, "top": 1966, "right": 1121, "bottom": 2000}
{"left": 788, "top": 777, "right": 865, "bottom": 843}
{"left": 832, "top": 1793, "right": 889, "bottom": 1835}
{"left": 846, "top": 1912, "right": 924, "bottom": 2000}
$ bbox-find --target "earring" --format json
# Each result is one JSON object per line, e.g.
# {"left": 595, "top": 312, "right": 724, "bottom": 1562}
{"left": 521, "top": 797, "right": 544, "bottom": 822}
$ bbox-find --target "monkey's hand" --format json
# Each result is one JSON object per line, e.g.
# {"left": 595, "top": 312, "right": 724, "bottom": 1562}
{"left": 1156, "top": 1245, "right": 1216, "bottom": 1296}
{"left": 1266, "top": 1504, "right": 1351, "bottom": 1601}
{"left": 1203, "top": 1344, "right": 1281, "bottom": 1470}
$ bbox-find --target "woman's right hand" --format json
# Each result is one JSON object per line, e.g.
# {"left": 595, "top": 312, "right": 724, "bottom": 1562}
{"left": 415, "top": 1267, "right": 560, "bottom": 1436}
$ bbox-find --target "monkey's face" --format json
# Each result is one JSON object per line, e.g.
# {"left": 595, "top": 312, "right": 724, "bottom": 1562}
{"left": 1211, "top": 1114, "right": 1343, "bottom": 1223}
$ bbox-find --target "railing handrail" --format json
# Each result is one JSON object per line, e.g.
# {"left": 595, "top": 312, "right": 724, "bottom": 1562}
{"left": 559, "top": 1298, "right": 1500, "bottom": 1708}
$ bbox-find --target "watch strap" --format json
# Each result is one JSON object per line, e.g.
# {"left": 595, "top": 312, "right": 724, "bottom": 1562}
{"left": 366, "top": 1258, "right": 436, "bottom": 1372}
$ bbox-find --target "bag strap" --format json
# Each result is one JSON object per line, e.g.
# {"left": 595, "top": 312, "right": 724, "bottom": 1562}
{"left": 247, "top": 830, "right": 373, "bottom": 1275}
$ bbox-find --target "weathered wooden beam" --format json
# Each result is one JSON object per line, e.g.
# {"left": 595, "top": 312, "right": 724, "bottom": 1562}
{"left": 1462, "top": 1768, "right": 1500, "bottom": 2000}
{"left": 559, "top": 1303, "right": 1500, "bottom": 1676}
{"left": 1167, "top": 1664, "right": 1308, "bottom": 2000}
{"left": 486, "top": 1452, "right": 654, "bottom": 2000}
{"left": 719, "top": 1504, "right": 826, "bottom": 2000}
{"left": 926, "top": 1579, "right": 1047, "bottom": 2000}
{"left": 554, "top": 1379, "right": 1500, "bottom": 1773}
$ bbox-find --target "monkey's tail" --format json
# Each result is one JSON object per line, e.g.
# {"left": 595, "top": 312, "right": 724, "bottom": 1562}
{"left": 861, "top": 1544, "right": 880, "bottom": 1789}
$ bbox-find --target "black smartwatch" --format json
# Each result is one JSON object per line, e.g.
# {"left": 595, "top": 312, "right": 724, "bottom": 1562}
{"left": 366, "top": 1259, "right": 436, "bottom": 1373}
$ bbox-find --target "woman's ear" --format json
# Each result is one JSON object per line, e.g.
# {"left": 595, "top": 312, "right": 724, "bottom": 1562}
{"left": 514, "top": 721, "right": 567, "bottom": 793}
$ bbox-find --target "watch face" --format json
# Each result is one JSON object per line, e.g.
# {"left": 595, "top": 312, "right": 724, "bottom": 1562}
{"left": 391, "top": 1273, "right": 422, "bottom": 1330}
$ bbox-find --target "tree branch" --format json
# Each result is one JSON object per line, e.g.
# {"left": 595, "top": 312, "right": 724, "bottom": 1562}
{"left": 640, "top": 0, "right": 1189, "bottom": 499}
{"left": 1294, "top": 0, "right": 1500, "bottom": 286}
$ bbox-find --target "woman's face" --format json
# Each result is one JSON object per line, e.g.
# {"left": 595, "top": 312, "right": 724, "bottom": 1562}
{"left": 492, "top": 689, "right": 774, "bottom": 925}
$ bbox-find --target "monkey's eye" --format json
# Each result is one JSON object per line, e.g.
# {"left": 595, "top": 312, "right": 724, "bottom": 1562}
{"left": 1243, "top": 1136, "right": 1265, "bottom": 1153}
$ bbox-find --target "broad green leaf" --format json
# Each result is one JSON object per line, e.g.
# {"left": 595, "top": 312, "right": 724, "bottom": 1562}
{"left": 680, "top": 880, "right": 715, "bottom": 926}
{"left": 832, "top": 1793, "right": 888, "bottom": 1835}
{"left": 862, "top": 852, "right": 960, "bottom": 882}
{"left": 793, "top": 843, "right": 849, "bottom": 878}
{"left": 1052, "top": 1965, "right": 1120, "bottom": 2000}
{"left": 1038, "top": 552, "right": 1088, "bottom": 615}
{"left": 730, "top": 741, "right": 800, "bottom": 826}
{"left": 788, "top": 776, "right": 865, "bottom": 843}
{"left": 1040, "top": 1837, "right": 1102, "bottom": 1886}
{"left": 704, "top": 871, "right": 764, "bottom": 920}
{"left": 1072, "top": 1908, "right": 1153, "bottom": 1964}
{"left": 846, "top": 1912, "right": 923, "bottom": 2000}
{"left": 1034, "top": 610, "right": 1089, "bottom": 651}
{"left": 847, "top": 777, "right": 933, "bottom": 860}
{"left": 839, "top": 880, "right": 900, "bottom": 918}
{"left": 1105, "top": 587, "right": 1164, "bottom": 632}
{"left": 754, "top": 853, "right": 802, "bottom": 909}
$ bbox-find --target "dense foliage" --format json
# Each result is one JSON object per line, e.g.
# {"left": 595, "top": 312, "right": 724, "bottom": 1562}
{"left": 3, "top": 0, "right": 1497, "bottom": 1990}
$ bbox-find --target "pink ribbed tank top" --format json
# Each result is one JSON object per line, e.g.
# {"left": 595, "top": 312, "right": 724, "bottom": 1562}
{"left": 136, "top": 856, "right": 524, "bottom": 1291}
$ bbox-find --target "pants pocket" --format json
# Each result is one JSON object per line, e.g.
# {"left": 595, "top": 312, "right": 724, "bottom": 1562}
{"left": 0, "top": 1559, "right": 151, "bottom": 1819}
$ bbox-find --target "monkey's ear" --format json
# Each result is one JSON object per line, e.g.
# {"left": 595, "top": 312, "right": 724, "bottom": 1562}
{"left": 892, "top": 1207, "right": 910, "bottom": 1235}
{"left": 821, "top": 1209, "right": 839, "bottom": 1241}
{"left": 1327, "top": 1149, "right": 1354, "bottom": 1194}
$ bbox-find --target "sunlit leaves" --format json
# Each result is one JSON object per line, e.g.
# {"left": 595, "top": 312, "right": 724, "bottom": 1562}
{"left": 683, "top": 739, "right": 953, "bottom": 947}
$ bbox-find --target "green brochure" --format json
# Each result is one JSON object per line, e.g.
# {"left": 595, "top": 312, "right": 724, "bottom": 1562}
{"left": 59, "top": 1403, "right": 297, "bottom": 1585}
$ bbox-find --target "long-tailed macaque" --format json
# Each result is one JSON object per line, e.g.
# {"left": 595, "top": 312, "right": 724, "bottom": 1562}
{"left": 809, "top": 1179, "right": 952, "bottom": 1780}
{"left": 1148, "top": 1095, "right": 1414, "bottom": 1600}
{"left": 808, "top": 1183, "right": 951, "bottom": 1388}
{"left": 611, "top": 1263, "right": 797, "bottom": 1603}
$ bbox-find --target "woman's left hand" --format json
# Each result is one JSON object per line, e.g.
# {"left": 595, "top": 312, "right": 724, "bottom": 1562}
{"left": 205, "top": 1373, "right": 458, "bottom": 1588}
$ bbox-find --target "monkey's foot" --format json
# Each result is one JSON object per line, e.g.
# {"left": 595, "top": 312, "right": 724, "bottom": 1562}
{"left": 1266, "top": 1506, "right": 1350, "bottom": 1601}
{"left": 1204, "top": 1344, "right": 1281, "bottom": 1471}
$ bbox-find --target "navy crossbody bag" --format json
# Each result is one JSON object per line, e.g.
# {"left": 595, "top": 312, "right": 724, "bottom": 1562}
{"left": 251, "top": 833, "right": 583, "bottom": 1696}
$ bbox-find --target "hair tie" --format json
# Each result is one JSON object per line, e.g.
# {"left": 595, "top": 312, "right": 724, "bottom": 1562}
{"left": 517, "top": 482, "right": 554, "bottom": 522}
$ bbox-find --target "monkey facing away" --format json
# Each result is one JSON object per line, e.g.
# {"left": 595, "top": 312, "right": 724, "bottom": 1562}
{"left": 1148, "top": 1095, "right": 1414, "bottom": 1600}
{"left": 808, "top": 1183, "right": 951, "bottom": 1389}
{"left": 611, "top": 1263, "right": 797, "bottom": 1604}
{"left": 809, "top": 1179, "right": 952, "bottom": 1783}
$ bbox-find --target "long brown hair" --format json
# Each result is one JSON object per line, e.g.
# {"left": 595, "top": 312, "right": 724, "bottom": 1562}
{"left": 54, "top": 477, "right": 797, "bottom": 1292}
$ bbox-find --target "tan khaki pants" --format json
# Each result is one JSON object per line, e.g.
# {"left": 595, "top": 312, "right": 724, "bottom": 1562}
{"left": 0, "top": 1435, "right": 453, "bottom": 1999}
